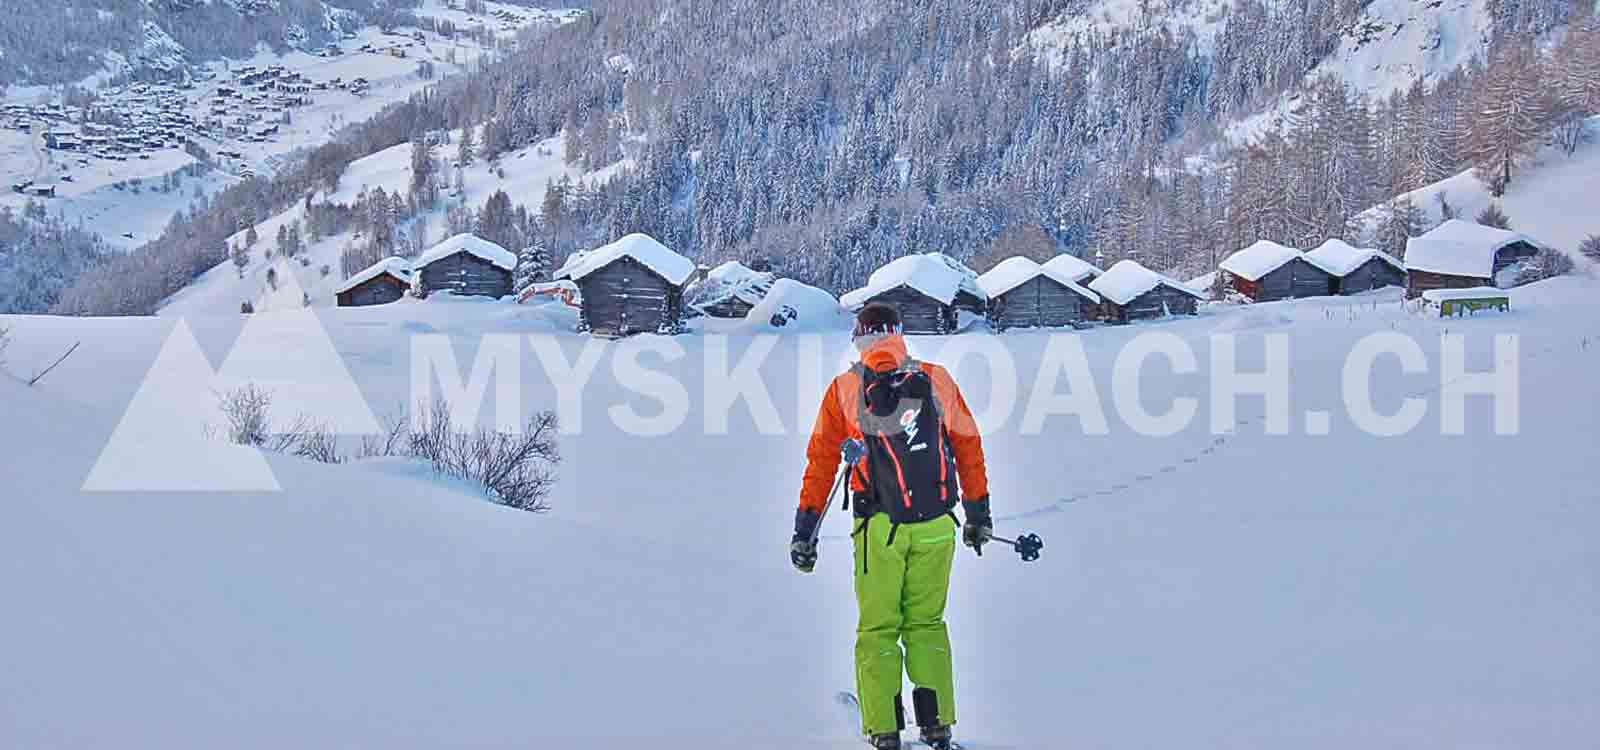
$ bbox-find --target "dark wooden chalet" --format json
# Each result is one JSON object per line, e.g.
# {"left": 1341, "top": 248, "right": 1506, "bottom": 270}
{"left": 1306, "top": 240, "right": 1406, "bottom": 295}
{"left": 335, "top": 257, "right": 411, "bottom": 307}
{"left": 690, "top": 261, "right": 775, "bottom": 320}
{"left": 1404, "top": 220, "right": 1544, "bottom": 298}
{"left": 555, "top": 233, "right": 695, "bottom": 337}
{"left": 1219, "top": 241, "right": 1336, "bottom": 302}
{"left": 413, "top": 234, "right": 515, "bottom": 299}
{"left": 840, "top": 253, "right": 987, "bottom": 335}
{"left": 978, "top": 257, "right": 1100, "bottom": 331}
{"left": 1089, "top": 260, "right": 1204, "bottom": 323}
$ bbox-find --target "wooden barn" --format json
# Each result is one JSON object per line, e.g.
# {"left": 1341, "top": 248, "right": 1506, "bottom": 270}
{"left": 840, "top": 253, "right": 987, "bottom": 335}
{"left": 1088, "top": 260, "right": 1205, "bottom": 323}
{"left": 1305, "top": 239, "right": 1406, "bottom": 295}
{"left": 413, "top": 234, "right": 516, "bottom": 299}
{"left": 689, "top": 261, "right": 777, "bottom": 319}
{"left": 1218, "top": 240, "right": 1337, "bottom": 302}
{"left": 554, "top": 233, "right": 695, "bottom": 337}
{"left": 335, "top": 256, "right": 412, "bottom": 307}
{"left": 1404, "top": 219, "right": 1546, "bottom": 298}
{"left": 977, "top": 256, "right": 1100, "bottom": 331}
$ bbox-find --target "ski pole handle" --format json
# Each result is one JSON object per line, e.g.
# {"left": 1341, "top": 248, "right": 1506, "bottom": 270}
{"left": 987, "top": 532, "right": 1044, "bottom": 562}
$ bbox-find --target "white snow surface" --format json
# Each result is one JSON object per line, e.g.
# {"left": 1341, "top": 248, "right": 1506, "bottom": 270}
{"left": 1088, "top": 259, "right": 1205, "bottom": 305}
{"left": 1404, "top": 219, "right": 1546, "bottom": 278}
{"left": 415, "top": 233, "right": 517, "bottom": 272}
{"left": 977, "top": 256, "right": 1100, "bottom": 302}
{"left": 333, "top": 255, "right": 412, "bottom": 294}
{"left": 555, "top": 233, "right": 696, "bottom": 286}
{"left": 1305, "top": 239, "right": 1404, "bottom": 277}
{"left": 841, "top": 253, "right": 984, "bottom": 308}
{"left": 1420, "top": 285, "right": 1511, "bottom": 302}
{"left": 4, "top": 275, "right": 1600, "bottom": 747}
{"left": 1218, "top": 240, "right": 1305, "bottom": 281}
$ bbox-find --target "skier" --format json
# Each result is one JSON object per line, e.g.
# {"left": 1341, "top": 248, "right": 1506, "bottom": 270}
{"left": 790, "top": 303, "right": 992, "bottom": 750}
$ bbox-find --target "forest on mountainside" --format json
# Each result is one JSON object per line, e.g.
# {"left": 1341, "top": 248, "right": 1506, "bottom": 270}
{"left": 43, "top": 0, "right": 1596, "bottom": 316}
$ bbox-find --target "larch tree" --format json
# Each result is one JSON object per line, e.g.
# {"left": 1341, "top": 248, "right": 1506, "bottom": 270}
{"left": 1463, "top": 39, "right": 1546, "bottom": 197}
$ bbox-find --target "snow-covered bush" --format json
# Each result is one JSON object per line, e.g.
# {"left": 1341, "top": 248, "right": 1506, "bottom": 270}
{"left": 1476, "top": 202, "right": 1512, "bottom": 230}
{"left": 361, "top": 401, "right": 561, "bottom": 513}
{"left": 0, "top": 325, "right": 10, "bottom": 366}
{"left": 1581, "top": 235, "right": 1600, "bottom": 262}
{"left": 217, "top": 384, "right": 273, "bottom": 447}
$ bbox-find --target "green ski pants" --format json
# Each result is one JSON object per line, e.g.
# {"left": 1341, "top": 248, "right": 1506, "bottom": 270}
{"left": 852, "top": 512, "right": 958, "bottom": 735}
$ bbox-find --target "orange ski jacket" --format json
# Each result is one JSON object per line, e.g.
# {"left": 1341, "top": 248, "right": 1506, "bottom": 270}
{"left": 798, "top": 335, "right": 989, "bottom": 515}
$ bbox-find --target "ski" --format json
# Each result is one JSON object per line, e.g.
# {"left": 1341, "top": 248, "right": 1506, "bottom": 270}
{"left": 834, "top": 691, "right": 968, "bottom": 749}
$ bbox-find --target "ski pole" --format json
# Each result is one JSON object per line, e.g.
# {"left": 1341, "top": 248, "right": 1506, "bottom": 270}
{"left": 984, "top": 532, "right": 1044, "bottom": 562}
{"left": 808, "top": 438, "right": 867, "bottom": 545}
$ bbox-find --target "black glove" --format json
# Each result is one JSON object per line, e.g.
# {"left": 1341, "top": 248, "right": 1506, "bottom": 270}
{"left": 791, "top": 509, "right": 821, "bottom": 573}
{"left": 961, "top": 496, "right": 993, "bottom": 555}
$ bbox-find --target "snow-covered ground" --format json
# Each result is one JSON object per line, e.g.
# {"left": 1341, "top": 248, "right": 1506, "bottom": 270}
{"left": 159, "top": 131, "right": 631, "bottom": 318}
{"left": 3, "top": 272, "right": 1599, "bottom": 748}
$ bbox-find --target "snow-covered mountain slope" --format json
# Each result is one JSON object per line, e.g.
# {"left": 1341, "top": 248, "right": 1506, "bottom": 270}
{"left": 4, "top": 274, "right": 1599, "bottom": 747}
{"left": 1355, "top": 116, "right": 1600, "bottom": 265}
{"left": 158, "top": 131, "right": 631, "bottom": 317}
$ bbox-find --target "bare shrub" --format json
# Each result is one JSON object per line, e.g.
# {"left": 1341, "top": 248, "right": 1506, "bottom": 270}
{"left": 409, "top": 399, "right": 560, "bottom": 512}
{"left": 217, "top": 384, "right": 273, "bottom": 446}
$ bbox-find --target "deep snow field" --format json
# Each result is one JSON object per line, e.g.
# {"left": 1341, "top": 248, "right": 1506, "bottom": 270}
{"left": 2, "top": 275, "right": 1598, "bottom": 748}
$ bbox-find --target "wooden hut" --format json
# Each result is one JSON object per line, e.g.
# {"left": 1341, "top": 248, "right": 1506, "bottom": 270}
{"left": 1088, "top": 260, "right": 1205, "bottom": 323}
{"left": 689, "top": 261, "right": 777, "bottom": 319}
{"left": 554, "top": 233, "right": 695, "bottom": 337}
{"left": 1404, "top": 219, "right": 1546, "bottom": 298}
{"left": 1218, "top": 240, "right": 1337, "bottom": 302}
{"left": 977, "top": 257, "right": 1100, "bottom": 331}
{"left": 840, "top": 253, "right": 987, "bottom": 335}
{"left": 1305, "top": 239, "right": 1406, "bottom": 295}
{"left": 413, "top": 234, "right": 515, "bottom": 299}
{"left": 335, "top": 256, "right": 411, "bottom": 307}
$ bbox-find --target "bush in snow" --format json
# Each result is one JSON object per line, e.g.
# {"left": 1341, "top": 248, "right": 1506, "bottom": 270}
{"left": 1581, "top": 235, "right": 1600, "bottom": 262}
{"left": 1476, "top": 202, "right": 1512, "bottom": 230}
{"left": 361, "top": 401, "right": 561, "bottom": 513}
{"left": 0, "top": 325, "right": 10, "bottom": 366}
{"left": 217, "top": 384, "right": 273, "bottom": 447}
{"left": 1518, "top": 247, "right": 1575, "bottom": 284}
{"left": 240, "top": 301, "right": 254, "bottom": 314}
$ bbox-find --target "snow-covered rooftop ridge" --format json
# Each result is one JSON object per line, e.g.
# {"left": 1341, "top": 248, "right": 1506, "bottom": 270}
{"left": 840, "top": 253, "right": 984, "bottom": 308}
{"left": 1219, "top": 240, "right": 1305, "bottom": 282}
{"left": 695, "top": 261, "right": 777, "bottom": 307}
{"left": 334, "top": 256, "right": 412, "bottom": 295}
{"left": 1405, "top": 220, "right": 1546, "bottom": 278}
{"left": 1305, "top": 239, "right": 1403, "bottom": 276}
{"left": 1421, "top": 286, "right": 1512, "bottom": 302}
{"left": 1088, "top": 260, "right": 1205, "bottom": 305}
{"left": 554, "top": 233, "right": 696, "bottom": 286}
{"left": 415, "top": 234, "right": 517, "bottom": 272}
{"left": 1041, "top": 253, "right": 1103, "bottom": 282}
{"left": 977, "top": 256, "right": 1100, "bottom": 302}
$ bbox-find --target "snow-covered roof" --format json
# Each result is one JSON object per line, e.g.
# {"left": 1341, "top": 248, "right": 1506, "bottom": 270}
{"left": 1405, "top": 220, "right": 1544, "bottom": 278}
{"left": 696, "top": 261, "right": 776, "bottom": 307}
{"left": 553, "top": 233, "right": 696, "bottom": 286}
{"left": 1421, "top": 286, "right": 1511, "bottom": 303}
{"left": 414, "top": 234, "right": 517, "bottom": 272}
{"left": 977, "top": 257, "right": 1100, "bottom": 302}
{"left": 1041, "top": 253, "right": 1103, "bottom": 283}
{"left": 1088, "top": 260, "right": 1206, "bottom": 305}
{"left": 1219, "top": 240, "right": 1305, "bottom": 282}
{"left": 334, "top": 256, "right": 412, "bottom": 294}
{"left": 840, "top": 253, "right": 985, "bottom": 308}
{"left": 1305, "top": 239, "right": 1403, "bottom": 276}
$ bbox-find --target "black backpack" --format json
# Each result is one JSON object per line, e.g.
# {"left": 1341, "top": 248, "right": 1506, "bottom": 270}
{"left": 849, "top": 359, "right": 960, "bottom": 547}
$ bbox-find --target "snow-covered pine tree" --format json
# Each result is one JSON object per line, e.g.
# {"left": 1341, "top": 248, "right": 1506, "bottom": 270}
{"left": 513, "top": 243, "right": 552, "bottom": 296}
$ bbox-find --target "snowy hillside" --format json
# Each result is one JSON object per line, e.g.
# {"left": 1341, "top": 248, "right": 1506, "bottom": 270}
{"left": 1355, "top": 116, "right": 1600, "bottom": 265}
{"left": 4, "top": 274, "right": 1600, "bottom": 747}
{"left": 159, "top": 131, "right": 631, "bottom": 317}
